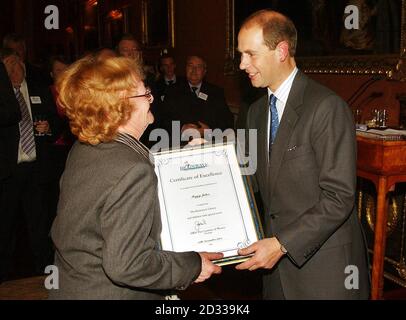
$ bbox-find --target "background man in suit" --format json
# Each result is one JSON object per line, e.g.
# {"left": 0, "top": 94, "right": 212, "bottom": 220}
{"left": 235, "top": 10, "right": 369, "bottom": 299}
{"left": 0, "top": 49, "right": 59, "bottom": 282}
{"left": 3, "top": 33, "right": 49, "bottom": 85}
{"left": 117, "top": 34, "right": 157, "bottom": 148}
{"left": 152, "top": 53, "right": 185, "bottom": 139}
{"left": 160, "top": 55, "right": 234, "bottom": 147}
{"left": 117, "top": 33, "right": 156, "bottom": 89}
{"left": 155, "top": 53, "right": 184, "bottom": 102}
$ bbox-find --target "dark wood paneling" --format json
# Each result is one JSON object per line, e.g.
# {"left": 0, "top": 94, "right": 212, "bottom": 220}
{"left": 173, "top": 0, "right": 227, "bottom": 87}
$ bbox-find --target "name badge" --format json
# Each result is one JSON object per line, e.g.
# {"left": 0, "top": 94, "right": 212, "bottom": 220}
{"left": 30, "top": 96, "right": 42, "bottom": 104}
{"left": 198, "top": 92, "right": 208, "bottom": 101}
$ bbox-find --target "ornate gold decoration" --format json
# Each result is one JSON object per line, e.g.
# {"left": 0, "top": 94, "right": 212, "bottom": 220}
{"left": 397, "top": 258, "right": 406, "bottom": 280}
{"left": 365, "top": 192, "right": 401, "bottom": 236}
{"left": 299, "top": 55, "right": 400, "bottom": 78}
{"left": 397, "top": 193, "right": 406, "bottom": 280}
{"left": 225, "top": 0, "right": 406, "bottom": 80}
{"left": 389, "top": 54, "right": 406, "bottom": 81}
{"left": 224, "top": 0, "right": 237, "bottom": 75}
{"left": 357, "top": 186, "right": 363, "bottom": 221}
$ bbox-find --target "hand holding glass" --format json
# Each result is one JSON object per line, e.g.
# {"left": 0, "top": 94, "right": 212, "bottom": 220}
{"left": 33, "top": 115, "right": 49, "bottom": 136}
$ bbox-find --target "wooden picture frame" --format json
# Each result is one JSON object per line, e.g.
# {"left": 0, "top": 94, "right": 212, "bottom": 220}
{"left": 141, "top": 0, "right": 175, "bottom": 48}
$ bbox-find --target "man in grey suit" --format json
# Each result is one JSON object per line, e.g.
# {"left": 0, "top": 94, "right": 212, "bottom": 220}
{"left": 235, "top": 10, "right": 370, "bottom": 299}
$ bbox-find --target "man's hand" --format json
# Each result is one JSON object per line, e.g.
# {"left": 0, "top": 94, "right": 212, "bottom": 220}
{"left": 181, "top": 123, "right": 199, "bottom": 133}
{"left": 194, "top": 252, "right": 223, "bottom": 283}
{"left": 34, "top": 120, "right": 50, "bottom": 134}
{"left": 187, "top": 138, "right": 208, "bottom": 146}
{"left": 196, "top": 121, "right": 209, "bottom": 136}
{"left": 181, "top": 121, "right": 210, "bottom": 137}
{"left": 235, "top": 237, "right": 285, "bottom": 271}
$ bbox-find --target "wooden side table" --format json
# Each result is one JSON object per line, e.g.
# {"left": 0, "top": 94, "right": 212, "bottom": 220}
{"left": 356, "top": 133, "right": 406, "bottom": 299}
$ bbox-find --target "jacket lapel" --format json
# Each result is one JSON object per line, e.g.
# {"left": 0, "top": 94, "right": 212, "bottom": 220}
{"left": 268, "top": 71, "right": 307, "bottom": 198}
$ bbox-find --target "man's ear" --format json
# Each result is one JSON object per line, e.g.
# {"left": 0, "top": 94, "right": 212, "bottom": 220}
{"left": 276, "top": 41, "right": 289, "bottom": 61}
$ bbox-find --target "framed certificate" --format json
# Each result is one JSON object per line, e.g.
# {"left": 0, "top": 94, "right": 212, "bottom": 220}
{"left": 153, "top": 143, "right": 263, "bottom": 266}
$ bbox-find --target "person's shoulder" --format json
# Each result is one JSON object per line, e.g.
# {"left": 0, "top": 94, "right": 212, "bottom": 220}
{"left": 110, "top": 141, "right": 152, "bottom": 163}
{"left": 202, "top": 81, "right": 224, "bottom": 94}
{"left": 298, "top": 72, "right": 345, "bottom": 107}
{"left": 155, "top": 76, "right": 165, "bottom": 86}
{"left": 64, "top": 142, "right": 154, "bottom": 195}
{"left": 250, "top": 93, "right": 268, "bottom": 111}
{"left": 164, "top": 81, "right": 188, "bottom": 97}
{"left": 73, "top": 140, "right": 151, "bottom": 169}
{"left": 176, "top": 75, "right": 186, "bottom": 84}
{"left": 26, "top": 63, "right": 51, "bottom": 86}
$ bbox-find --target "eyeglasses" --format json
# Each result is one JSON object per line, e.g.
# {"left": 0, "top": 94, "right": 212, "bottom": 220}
{"left": 127, "top": 88, "right": 153, "bottom": 103}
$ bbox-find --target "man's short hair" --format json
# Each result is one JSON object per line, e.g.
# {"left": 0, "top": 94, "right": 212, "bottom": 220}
{"left": 0, "top": 47, "right": 18, "bottom": 61}
{"left": 159, "top": 53, "right": 175, "bottom": 64}
{"left": 48, "top": 55, "right": 71, "bottom": 72}
{"left": 3, "top": 33, "right": 26, "bottom": 48}
{"left": 241, "top": 9, "right": 297, "bottom": 56}
{"left": 117, "top": 34, "right": 141, "bottom": 48}
{"left": 186, "top": 55, "right": 207, "bottom": 69}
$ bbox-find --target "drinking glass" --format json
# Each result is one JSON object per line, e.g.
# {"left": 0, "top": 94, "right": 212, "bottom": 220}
{"left": 33, "top": 114, "right": 47, "bottom": 136}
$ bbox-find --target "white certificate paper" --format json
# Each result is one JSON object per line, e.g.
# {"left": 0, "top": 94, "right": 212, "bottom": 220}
{"left": 153, "top": 143, "right": 262, "bottom": 265}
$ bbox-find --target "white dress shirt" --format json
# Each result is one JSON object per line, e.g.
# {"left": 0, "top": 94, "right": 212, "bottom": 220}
{"left": 267, "top": 67, "right": 298, "bottom": 151}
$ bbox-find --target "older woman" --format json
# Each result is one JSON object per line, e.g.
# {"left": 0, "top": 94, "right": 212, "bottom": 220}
{"left": 48, "top": 56, "right": 222, "bottom": 299}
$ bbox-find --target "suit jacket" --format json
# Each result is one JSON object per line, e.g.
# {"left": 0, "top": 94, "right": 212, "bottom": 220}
{"left": 161, "top": 81, "right": 234, "bottom": 134}
{"left": 247, "top": 70, "right": 369, "bottom": 299}
{"left": 49, "top": 140, "right": 201, "bottom": 299}
{"left": 0, "top": 62, "right": 60, "bottom": 181}
{"left": 155, "top": 75, "right": 186, "bottom": 102}
{"left": 140, "top": 76, "right": 186, "bottom": 148}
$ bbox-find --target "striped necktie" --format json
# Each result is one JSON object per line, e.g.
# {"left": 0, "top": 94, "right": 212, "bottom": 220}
{"left": 15, "top": 86, "right": 36, "bottom": 156}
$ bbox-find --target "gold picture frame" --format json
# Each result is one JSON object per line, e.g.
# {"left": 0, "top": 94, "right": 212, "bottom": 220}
{"left": 225, "top": 0, "right": 406, "bottom": 80}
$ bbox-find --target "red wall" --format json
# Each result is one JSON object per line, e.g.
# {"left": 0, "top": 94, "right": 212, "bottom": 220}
{"left": 173, "top": 0, "right": 227, "bottom": 87}
{"left": 2, "top": 0, "right": 404, "bottom": 125}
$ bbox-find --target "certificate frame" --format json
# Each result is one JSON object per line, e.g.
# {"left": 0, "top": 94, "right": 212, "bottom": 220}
{"left": 153, "top": 143, "right": 263, "bottom": 266}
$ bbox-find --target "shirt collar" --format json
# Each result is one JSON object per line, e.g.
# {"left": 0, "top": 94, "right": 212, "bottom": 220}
{"left": 188, "top": 82, "right": 202, "bottom": 92}
{"left": 165, "top": 75, "right": 176, "bottom": 84}
{"left": 267, "top": 67, "right": 298, "bottom": 104}
{"left": 14, "top": 79, "right": 27, "bottom": 92}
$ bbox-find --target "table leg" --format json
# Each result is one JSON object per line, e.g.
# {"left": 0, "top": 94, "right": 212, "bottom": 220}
{"left": 370, "top": 176, "right": 389, "bottom": 300}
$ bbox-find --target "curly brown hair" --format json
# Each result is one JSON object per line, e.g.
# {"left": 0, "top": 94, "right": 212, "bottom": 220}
{"left": 56, "top": 55, "right": 144, "bottom": 145}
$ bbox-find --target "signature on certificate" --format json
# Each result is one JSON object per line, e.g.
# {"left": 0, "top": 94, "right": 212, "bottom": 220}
{"left": 194, "top": 219, "right": 207, "bottom": 232}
